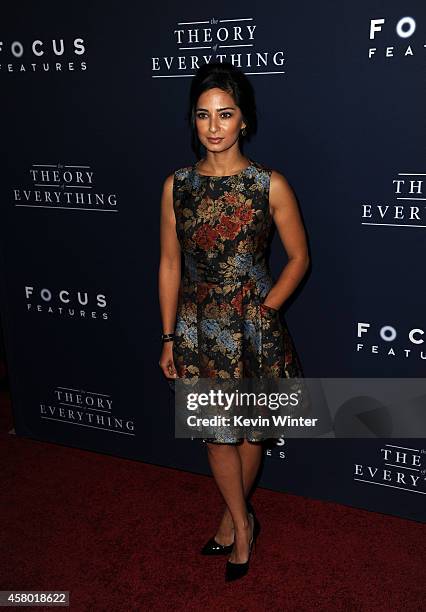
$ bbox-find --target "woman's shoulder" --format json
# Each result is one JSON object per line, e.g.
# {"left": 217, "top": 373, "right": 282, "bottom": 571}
{"left": 173, "top": 162, "right": 194, "bottom": 180}
{"left": 162, "top": 163, "right": 194, "bottom": 193}
{"left": 252, "top": 159, "right": 285, "bottom": 178}
{"left": 248, "top": 159, "right": 276, "bottom": 191}
{"left": 249, "top": 159, "right": 277, "bottom": 185}
{"left": 252, "top": 160, "right": 291, "bottom": 187}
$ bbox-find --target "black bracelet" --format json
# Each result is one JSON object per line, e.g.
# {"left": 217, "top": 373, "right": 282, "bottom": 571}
{"left": 161, "top": 333, "right": 175, "bottom": 342}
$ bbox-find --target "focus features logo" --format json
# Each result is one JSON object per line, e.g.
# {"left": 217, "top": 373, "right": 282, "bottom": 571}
{"left": 357, "top": 322, "right": 425, "bottom": 363}
{"left": 368, "top": 16, "right": 424, "bottom": 60}
{"left": 0, "top": 37, "right": 87, "bottom": 73}
{"left": 25, "top": 286, "right": 110, "bottom": 321}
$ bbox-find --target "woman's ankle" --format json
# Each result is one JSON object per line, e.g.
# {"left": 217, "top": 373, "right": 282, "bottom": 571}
{"left": 234, "top": 514, "right": 251, "bottom": 533}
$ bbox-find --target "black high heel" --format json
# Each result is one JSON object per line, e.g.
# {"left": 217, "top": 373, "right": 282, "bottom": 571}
{"left": 225, "top": 511, "right": 260, "bottom": 582}
{"left": 200, "top": 501, "right": 256, "bottom": 556}
{"left": 200, "top": 536, "right": 234, "bottom": 556}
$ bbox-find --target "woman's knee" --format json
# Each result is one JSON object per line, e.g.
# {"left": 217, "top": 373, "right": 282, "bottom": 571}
{"left": 206, "top": 441, "right": 231, "bottom": 453}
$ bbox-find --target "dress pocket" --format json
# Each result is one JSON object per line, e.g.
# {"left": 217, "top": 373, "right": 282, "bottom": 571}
{"left": 258, "top": 302, "right": 284, "bottom": 374}
{"left": 259, "top": 302, "right": 279, "bottom": 319}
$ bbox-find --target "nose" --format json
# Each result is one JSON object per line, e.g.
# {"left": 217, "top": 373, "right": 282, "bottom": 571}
{"left": 208, "top": 116, "right": 219, "bottom": 133}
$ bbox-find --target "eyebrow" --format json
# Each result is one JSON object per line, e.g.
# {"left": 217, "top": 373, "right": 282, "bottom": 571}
{"left": 195, "top": 106, "right": 236, "bottom": 112}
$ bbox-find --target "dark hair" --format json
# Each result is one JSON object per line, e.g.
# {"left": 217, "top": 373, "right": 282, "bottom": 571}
{"left": 187, "top": 61, "right": 258, "bottom": 159}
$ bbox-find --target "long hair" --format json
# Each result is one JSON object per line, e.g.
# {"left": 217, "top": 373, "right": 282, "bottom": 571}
{"left": 187, "top": 61, "right": 258, "bottom": 159}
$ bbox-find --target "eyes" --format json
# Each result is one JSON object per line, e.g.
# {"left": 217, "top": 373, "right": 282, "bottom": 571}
{"left": 196, "top": 112, "right": 233, "bottom": 120}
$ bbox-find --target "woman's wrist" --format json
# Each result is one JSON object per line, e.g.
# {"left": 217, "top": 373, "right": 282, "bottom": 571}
{"left": 262, "top": 301, "right": 279, "bottom": 311}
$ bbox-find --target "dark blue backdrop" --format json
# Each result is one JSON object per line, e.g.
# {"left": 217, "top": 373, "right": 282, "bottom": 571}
{"left": 1, "top": 1, "right": 425, "bottom": 522}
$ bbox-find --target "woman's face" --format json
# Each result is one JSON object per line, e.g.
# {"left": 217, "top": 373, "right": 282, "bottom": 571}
{"left": 195, "top": 87, "right": 246, "bottom": 153}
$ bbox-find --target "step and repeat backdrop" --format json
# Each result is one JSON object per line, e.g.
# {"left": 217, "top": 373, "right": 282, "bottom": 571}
{"left": 1, "top": 2, "right": 424, "bottom": 522}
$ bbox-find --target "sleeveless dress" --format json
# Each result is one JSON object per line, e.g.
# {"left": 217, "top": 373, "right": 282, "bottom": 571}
{"left": 172, "top": 157, "right": 304, "bottom": 443}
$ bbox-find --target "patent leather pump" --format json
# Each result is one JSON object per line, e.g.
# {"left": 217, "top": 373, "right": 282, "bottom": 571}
{"left": 200, "top": 501, "right": 255, "bottom": 556}
{"left": 225, "top": 511, "right": 260, "bottom": 582}
{"left": 200, "top": 535, "right": 234, "bottom": 556}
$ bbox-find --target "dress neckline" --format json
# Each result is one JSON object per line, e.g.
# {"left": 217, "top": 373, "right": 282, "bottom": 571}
{"left": 193, "top": 158, "right": 253, "bottom": 178}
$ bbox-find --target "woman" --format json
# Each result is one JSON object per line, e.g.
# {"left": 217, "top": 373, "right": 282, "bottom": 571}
{"left": 158, "top": 62, "right": 309, "bottom": 581}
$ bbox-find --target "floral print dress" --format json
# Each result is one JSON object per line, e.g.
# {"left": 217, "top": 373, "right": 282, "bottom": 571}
{"left": 172, "top": 158, "right": 304, "bottom": 443}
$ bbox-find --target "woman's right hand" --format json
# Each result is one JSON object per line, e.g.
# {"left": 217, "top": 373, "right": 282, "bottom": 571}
{"left": 159, "top": 342, "right": 179, "bottom": 379}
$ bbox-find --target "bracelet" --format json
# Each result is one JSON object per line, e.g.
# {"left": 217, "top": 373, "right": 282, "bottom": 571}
{"left": 161, "top": 332, "right": 175, "bottom": 342}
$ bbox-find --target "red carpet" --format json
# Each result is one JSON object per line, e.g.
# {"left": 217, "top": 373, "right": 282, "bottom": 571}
{"left": 0, "top": 387, "right": 424, "bottom": 611}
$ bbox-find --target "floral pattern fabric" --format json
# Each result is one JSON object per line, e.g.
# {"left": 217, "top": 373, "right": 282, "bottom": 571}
{"left": 172, "top": 158, "right": 304, "bottom": 443}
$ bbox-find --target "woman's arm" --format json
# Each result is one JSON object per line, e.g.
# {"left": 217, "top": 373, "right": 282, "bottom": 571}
{"left": 158, "top": 173, "right": 181, "bottom": 378}
{"left": 263, "top": 170, "right": 310, "bottom": 311}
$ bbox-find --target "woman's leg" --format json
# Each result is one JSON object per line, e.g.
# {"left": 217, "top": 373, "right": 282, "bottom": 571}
{"left": 237, "top": 439, "right": 263, "bottom": 496}
{"left": 216, "top": 440, "right": 262, "bottom": 538}
{"left": 206, "top": 440, "right": 262, "bottom": 561}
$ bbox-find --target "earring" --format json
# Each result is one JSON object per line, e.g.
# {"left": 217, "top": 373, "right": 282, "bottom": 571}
{"left": 241, "top": 127, "right": 247, "bottom": 136}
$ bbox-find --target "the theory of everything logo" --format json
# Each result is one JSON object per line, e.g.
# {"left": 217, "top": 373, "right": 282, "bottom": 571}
{"left": 361, "top": 172, "right": 425, "bottom": 228}
{"left": 40, "top": 386, "right": 135, "bottom": 434}
{"left": 13, "top": 163, "right": 118, "bottom": 211}
{"left": 354, "top": 443, "right": 425, "bottom": 494}
{"left": 152, "top": 17, "right": 286, "bottom": 76}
